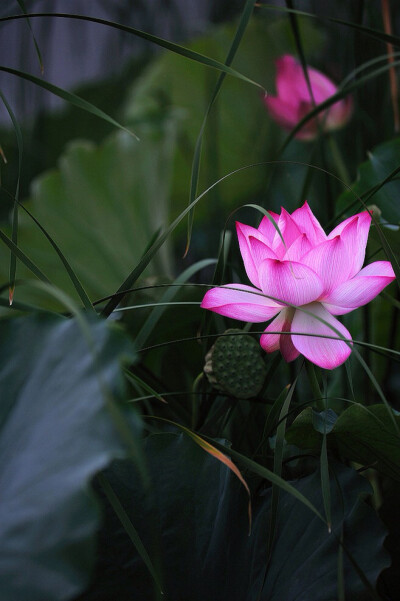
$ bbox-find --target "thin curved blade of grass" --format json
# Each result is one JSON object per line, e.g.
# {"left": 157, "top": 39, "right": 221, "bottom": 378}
{"left": 260, "top": 3, "right": 400, "bottom": 49}
{"left": 341, "top": 51, "right": 400, "bottom": 88}
{"left": 148, "top": 417, "right": 252, "bottom": 533}
{"left": 97, "top": 472, "right": 163, "bottom": 595}
{"left": 198, "top": 230, "right": 232, "bottom": 356}
{"left": 267, "top": 379, "right": 298, "bottom": 559}
{"left": 320, "top": 371, "right": 332, "bottom": 533}
{"left": 100, "top": 166, "right": 290, "bottom": 317}
{"left": 137, "top": 326, "right": 400, "bottom": 363}
{"left": 16, "top": 0, "right": 44, "bottom": 73}
{"left": 244, "top": 203, "right": 287, "bottom": 248}
{"left": 345, "top": 361, "right": 356, "bottom": 402}
{"left": 0, "top": 228, "right": 50, "bottom": 283}
{"left": 2, "top": 192, "right": 95, "bottom": 312}
{"left": 1, "top": 13, "right": 264, "bottom": 91}
{"left": 185, "top": 0, "right": 255, "bottom": 256}
{"left": 125, "top": 370, "right": 167, "bottom": 405}
{"left": 333, "top": 162, "right": 400, "bottom": 286}
{"left": 0, "top": 91, "right": 22, "bottom": 305}
{"left": 134, "top": 258, "right": 217, "bottom": 351}
{"left": 0, "top": 66, "right": 138, "bottom": 140}
{"left": 362, "top": 164, "right": 400, "bottom": 286}
{"left": 204, "top": 434, "right": 326, "bottom": 524}
{"left": 100, "top": 163, "right": 270, "bottom": 317}
{"left": 117, "top": 301, "right": 200, "bottom": 311}
{"left": 337, "top": 526, "right": 345, "bottom": 601}
{"left": 284, "top": 0, "right": 315, "bottom": 104}
{"left": 320, "top": 431, "right": 331, "bottom": 532}
{"left": 261, "top": 382, "right": 289, "bottom": 444}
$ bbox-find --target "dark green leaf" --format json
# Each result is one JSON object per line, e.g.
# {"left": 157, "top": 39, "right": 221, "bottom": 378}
{"left": 78, "top": 433, "right": 388, "bottom": 601}
{"left": 0, "top": 112, "right": 178, "bottom": 309}
{"left": 0, "top": 313, "right": 139, "bottom": 600}
{"left": 333, "top": 404, "right": 400, "bottom": 480}
{"left": 285, "top": 407, "right": 322, "bottom": 451}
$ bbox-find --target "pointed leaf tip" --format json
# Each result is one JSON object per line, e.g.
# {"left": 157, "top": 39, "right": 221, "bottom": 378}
{"left": 0, "top": 146, "right": 7, "bottom": 164}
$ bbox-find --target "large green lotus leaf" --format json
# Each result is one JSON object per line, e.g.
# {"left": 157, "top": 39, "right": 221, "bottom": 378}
{"left": 287, "top": 404, "right": 400, "bottom": 481}
{"left": 285, "top": 407, "right": 337, "bottom": 451}
{"left": 333, "top": 404, "right": 400, "bottom": 481}
{"left": 124, "top": 17, "right": 323, "bottom": 215}
{"left": 0, "top": 110, "right": 178, "bottom": 309}
{"left": 337, "top": 137, "right": 400, "bottom": 225}
{"left": 0, "top": 313, "right": 140, "bottom": 601}
{"left": 77, "top": 432, "right": 388, "bottom": 601}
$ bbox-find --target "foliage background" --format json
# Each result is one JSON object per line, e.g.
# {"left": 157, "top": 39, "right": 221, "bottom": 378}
{"left": 0, "top": 1, "right": 399, "bottom": 600}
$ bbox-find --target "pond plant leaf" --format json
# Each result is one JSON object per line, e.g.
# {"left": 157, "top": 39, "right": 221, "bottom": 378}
{"left": 0, "top": 313, "right": 138, "bottom": 601}
{"left": 78, "top": 432, "right": 389, "bottom": 601}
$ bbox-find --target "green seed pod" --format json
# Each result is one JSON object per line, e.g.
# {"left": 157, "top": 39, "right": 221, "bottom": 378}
{"left": 204, "top": 329, "right": 267, "bottom": 399}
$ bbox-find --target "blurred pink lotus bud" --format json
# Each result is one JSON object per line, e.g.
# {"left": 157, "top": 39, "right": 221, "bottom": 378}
{"left": 264, "top": 55, "right": 352, "bottom": 140}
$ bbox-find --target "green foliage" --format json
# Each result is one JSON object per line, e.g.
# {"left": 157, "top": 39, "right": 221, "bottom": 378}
{"left": 0, "top": 312, "right": 140, "bottom": 600}
{"left": 0, "top": 110, "right": 179, "bottom": 308}
{"left": 338, "top": 137, "right": 400, "bottom": 224}
{"left": 124, "top": 17, "right": 323, "bottom": 215}
{"left": 78, "top": 433, "right": 389, "bottom": 601}
{"left": 0, "top": 4, "right": 399, "bottom": 600}
{"left": 287, "top": 404, "right": 400, "bottom": 481}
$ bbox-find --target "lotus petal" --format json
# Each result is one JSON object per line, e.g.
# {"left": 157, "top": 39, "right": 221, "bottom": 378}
{"left": 201, "top": 284, "right": 281, "bottom": 323}
{"left": 291, "top": 201, "right": 327, "bottom": 246}
{"left": 291, "top": 303, "right": 352, "bottom": 369}
{"left": 260, "top": 308, "right": 299, "bottom": 362}
{"left": 236, "top": 222, "right": 274, "bottom": 288}
{"left": 323, "top": 261, "right": 395, "bottom": 314}
{"left": 259, "top": 259, "right": 324, "bottom": 306}
{"left": 301, "top": 235, "right": 353, "bottom": 294}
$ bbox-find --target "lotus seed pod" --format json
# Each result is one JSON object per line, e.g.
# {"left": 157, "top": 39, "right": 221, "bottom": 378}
{"left": 204, "top": 329, "right": 267, "bottom": 399}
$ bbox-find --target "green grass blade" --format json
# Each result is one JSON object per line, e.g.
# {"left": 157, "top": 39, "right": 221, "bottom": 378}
{"left": 0, "top": 91, "right": 23, "bottom": 304}
{"left": 267, "top": 379, "right": 298, "bottom": 558}
{"left": 320, "top": 432, "right": 331, "bottom": 532}
{"left": 16, "top": 0, "right": 44, "bottom": 73}
{"left": 261, "top": 3, "right": 400, "bottom": 49}
{"left": 0, "top": 228, "right": 50, "bottom": 283}
{"left": 125, "top": 370, "right": 167, "bottom": 405}
{"left": 7, "top": 195, "right": 95, "bottom": 312}
{"left": 134, "top": 258, "right": 216, "bottom": 350}
{"left": 96, "top": 472, "right": 163, "bottom": 596}
{"left": 1, "top": 13, "right": 263, "bottom": 90}
{"left": 337, "top": 526, "right": 345, "bottom": 601}
{"left": 205, "top": 435, "right": 326, "bottom": 524}
{"left": 0, "top": 66, "right": 138, "bottom": 140}
{"left": 100, "top": 165, "right": 268, "bottom": 317}
{"left": 148, "top": 417, "right": 252, "bottom": 532}
{"left": 185, "top": 0, "right": 255, "bottom": 255}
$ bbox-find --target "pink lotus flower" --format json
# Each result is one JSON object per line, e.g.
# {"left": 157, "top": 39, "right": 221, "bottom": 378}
{"left": 201, "top": 203, "right": 395, "bottom": 369}
{"left": 264, "top": 55, "right": 352, "bottom": 140}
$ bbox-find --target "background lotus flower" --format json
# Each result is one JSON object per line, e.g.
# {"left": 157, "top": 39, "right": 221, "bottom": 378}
{"left": 201, "top": 203, "right": 395, "bottom": 369}
{"left": 264, "top": 55, "right": 353, "bottom": 140}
